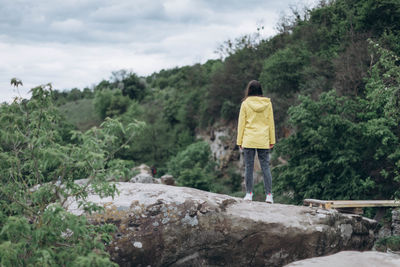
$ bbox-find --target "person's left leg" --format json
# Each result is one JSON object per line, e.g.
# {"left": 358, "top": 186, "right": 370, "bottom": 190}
{"left": 243, "top": 148, "right": 256, "bottom": 200}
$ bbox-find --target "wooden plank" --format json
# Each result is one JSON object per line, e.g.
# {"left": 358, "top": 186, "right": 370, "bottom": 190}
{"left": 304, "top": 199, "right": 333, "bottom": 205}
{"left": 330, "top": 200, "right": 400, "bottom": 208}
{"left": 304, "top": 199, "right": 400, "bottom": 209}
{"left": 303, "top": 199, "right": 333, "bottom": 209}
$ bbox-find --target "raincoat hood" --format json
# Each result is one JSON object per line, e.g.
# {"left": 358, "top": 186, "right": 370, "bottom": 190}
{"left": 245, "top": 96, "right": 271, "bottom": 112}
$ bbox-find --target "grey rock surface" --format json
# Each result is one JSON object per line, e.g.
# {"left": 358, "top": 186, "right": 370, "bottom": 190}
{"left": 130, "top": 164, "right": 160, "bottom": 184}
{"left": 285, "top": 251, "right": 400, "bottom": 267}
{"left": 392, "top": 208, "right": 400, "bottom": 235}
{"left": 160, "top": 174, "right": 175, "bottom": 185}
{"left": 66, "top": 183, "right": 378, "bottom": 267}
{"left": 129, "top": 173, "right": 160, "bottom": 184}
{"left": 377, "top": 224, "right": 392, "bottom": 239}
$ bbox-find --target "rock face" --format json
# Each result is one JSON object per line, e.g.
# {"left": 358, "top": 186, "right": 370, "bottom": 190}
{"left": 200, "top": 126, "right": 266, "bottom": 188}
{"left": 392, "top": 208, "right": 400, "bottom": 236}
{"left": 160, "top": 174, "right": 175, "bottom": 186}
{"left": 285, "top": 251, "right": 400, "bottom": 267}
{"left": 199, "top": 126, "right": 239, "bottom": 171}
{"left": 130, "top": 164, "right": 160, "bottom": 184}
{"left": 129, "top": 164, "right": 176, "bottom": 186}
{"left": 130, "top": 173, "right": 160, "bottom": 184}
{"left": 66, "top": 183, "right": 377, "bottom": 267}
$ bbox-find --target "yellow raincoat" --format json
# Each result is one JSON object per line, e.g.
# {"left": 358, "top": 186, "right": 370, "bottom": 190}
{"left": 236, "top": 96, "right": 276, "bottom": 149}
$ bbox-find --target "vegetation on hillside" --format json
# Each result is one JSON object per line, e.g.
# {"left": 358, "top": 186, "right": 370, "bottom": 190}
{"left": 1, "top": 0, "right": 400, "bottom": 264}
{"left": 0, "top": 84, "right": 142, "bottom": 265}
{"left": 53, "top": 0, "right": 400, "bottom": 202}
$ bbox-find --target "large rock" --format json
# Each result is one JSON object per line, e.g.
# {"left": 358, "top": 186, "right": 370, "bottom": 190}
{"left": 199, "top": 126, "right": 264, "bottom": 187}
{"left": 160, "top": 174, "right": 175, "bottom": 186}
{"left": 130, "top": 164, "right": 160, "bottom": 184}
{"left": 285, "top": 251, "right": 400, "bottom": 267}
{"left": 392, "top": 208, "right": 400, "bottom": 235}
{"left": 66, "top": 183, "right": 377, "bottom": 266}
{"left": 130, "top": 173, "right": 160, "bottom": 184}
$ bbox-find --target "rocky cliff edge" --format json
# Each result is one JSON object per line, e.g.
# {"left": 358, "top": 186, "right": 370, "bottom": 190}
{"left": 66, "top": 183, "right": 378, "bottom": 266}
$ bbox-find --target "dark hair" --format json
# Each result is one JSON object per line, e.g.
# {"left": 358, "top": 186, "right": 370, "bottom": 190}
{"left": 244, "top": 80, "right": 263, "bottom": 100}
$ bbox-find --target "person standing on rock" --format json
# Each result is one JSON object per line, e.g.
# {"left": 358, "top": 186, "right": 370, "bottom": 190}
{"left": 236, "top": 80, "right": 276, "bottom": 203}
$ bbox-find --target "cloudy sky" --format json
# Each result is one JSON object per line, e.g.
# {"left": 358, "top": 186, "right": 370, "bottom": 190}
{"left": 0, "top": 0, "right": 319, "bottom": 102}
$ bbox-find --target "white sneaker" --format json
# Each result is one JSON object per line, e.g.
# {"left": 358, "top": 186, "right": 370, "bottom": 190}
{"left": 243, "top": 192, "right": 253, "bottom": 201}
{"left": 266, "top": 193, "right": 273, "bottom": 204}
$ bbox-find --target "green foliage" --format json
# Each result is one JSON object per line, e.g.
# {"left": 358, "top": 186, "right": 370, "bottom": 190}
{"left": 10, "top": 78, "right": 23, "bottom": 87}
{"left": 366, "top": 41, "right": 400, "bottom": 122}
{"left": 274, "top": 80, "right": 400, "bottom": 203}
{"left": 24, "top": 0, "right": 400, "bottom": 207}
{"left": 67, "top": 88, "right": 84, "bottom": 102}
{"left": 121, "top": 73, "right": 147, "bottom": 101}
{"left": 215, "top": 33, "right": 262, "bottom": 58}
{"left": 58, "top": 98, "right": 102, "bottom": 131}
{"left": 0, "top": 83, "right": 142, "bottom": 265}
{"left": 259, "top": 1, "right": 400, "bottom": 204}
{"left": 126, "top": 62, "right": 219, "bottom": 171}
{"left": 380, "top": 30, "right": 400, "bottom": 55}
{"left": 220, "top": 100, "right": 236, "bottom": 121}
{"left": 52, "top": 88, "right": 94, "bottom": 107}
{"left": 94, "top": 80, "right": 112, "bottom": 91}
{"left": 207, "top": 46, "right": 264, "bottom": 123}
{"left": 123, "top": 96, "right": 186, "bottom": 171}
{"left": 82, "top": 88, "right": 94, "bottom": 99}
{"left": 210, "top": 166, "right": 242, "bottom": 195}
{"left": 260, "top": 45, "right": 311, "bottom": 97}
{"left": 375, "top": 235, "right": 400, "bottom": 252}
{"left": 2, "top": 7, "right": 399, "bottom": 266}
{"left": 167, "top": 141, "right": 215, "bottom": 190}
{"left": 356, "top": 0, "right": 400, "bottom": 34}
{"left": 0, "top": 207, "right": 117, "bottom": 266}
{"left": 274, "top": 92, "right": 371, "bottom": 202}
{"left": 94, "top": 89, "right": 131, "bottom": 120}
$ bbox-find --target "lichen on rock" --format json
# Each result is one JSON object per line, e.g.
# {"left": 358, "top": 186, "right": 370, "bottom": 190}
{"left": 65, "top": 183, "right": 378, "bottom": 266}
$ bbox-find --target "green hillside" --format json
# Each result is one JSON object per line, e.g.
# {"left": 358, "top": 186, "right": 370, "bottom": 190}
{"left": 58, "top": 98, "right": 102, "bottom": 132}
{"left": 52, "top": 0, "right": 400, "bottom": 202}
{"left": 1, "top": 0, "right": 400, "bottom": 264}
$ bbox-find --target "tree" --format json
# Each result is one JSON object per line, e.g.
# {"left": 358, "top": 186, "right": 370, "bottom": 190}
{"left": 82, "top": 87, "right": 94, "bottom": 99}
{"left": 207, "top": 45, "right": 264, "bottom": 124}
{"left": 67, "top": 88, "right": 83, "bottom": 102}
{"left": 274, "top": 86, "right": 400, "bottom": 203}
{"left": 94, "top": 89, "right": 130, "bottom": 120}
{"left": 94, "top": 80, "right": 112, "bottom": 92}
{"left": 0, "top": 82, "right": 143, "bottom": 265}
{"left": 357, "top": 0, "right": 400, "bottom": 34}
{"left": 259, "top": 45, "right": 311, "bottom": 97}
{"left": 167, "top": 141, "right": 215, "bottom": 190}
{"left": 121, "top": 73, "right": 147, "bottom": 101}
{"left": 365, "top": 40, "right": 400, "bottom": 123}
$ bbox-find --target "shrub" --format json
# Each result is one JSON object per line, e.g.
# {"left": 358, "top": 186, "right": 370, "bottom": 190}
{"left": 167, "top": 141, "right": 215, "bottom": 191}
{"left": 94, "top": 89, "right": 130, "bottom": 120}
{"left": 0, "top": 83, "right": 143, "bottom": 265}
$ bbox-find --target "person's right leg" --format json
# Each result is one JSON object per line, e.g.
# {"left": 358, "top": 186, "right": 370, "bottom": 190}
{"left": 243, "top": 148, "right": 256, "bottom": 199}
{"left": 257, "top": 148, "right": 273, "bottom": 203}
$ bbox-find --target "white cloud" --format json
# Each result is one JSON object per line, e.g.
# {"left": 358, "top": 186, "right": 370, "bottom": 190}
{"left": 90, "top": 0, "right": 164, "bottom": 22}
{"left": 0, "top": 0, "right": 321, "bottom": 102}
{"left": 51, "top": 19, "right": 84, "bottom": 33}
{"left": 163, "top": 0, "right": 211, "bottom": 22}
{"left": 0, "top": 41, "right": 196, "bottom": 102}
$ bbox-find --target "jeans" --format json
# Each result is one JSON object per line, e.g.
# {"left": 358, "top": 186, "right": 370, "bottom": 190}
{"left": 243, "top": 148, "right": 272, "bottom": 194}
